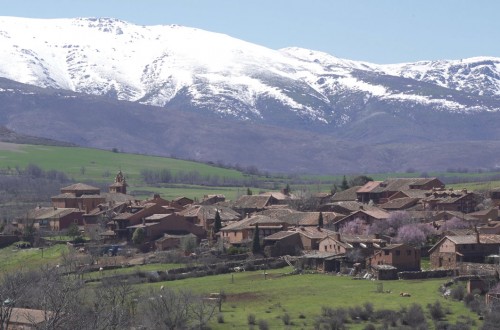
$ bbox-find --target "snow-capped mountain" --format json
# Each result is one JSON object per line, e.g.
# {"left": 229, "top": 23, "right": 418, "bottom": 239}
{"left": 1, "top": 16, "right": 499, "bottom": 129}
{"left": 1, "top": 16, "right": 500, "bottom": 173}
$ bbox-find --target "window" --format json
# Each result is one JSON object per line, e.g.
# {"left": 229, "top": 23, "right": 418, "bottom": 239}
{"left": 384, "top": 251, "right": 390, "bottom": 255}
{"left": 407, "top": 250, "right": 412, "bottom": 256}
{"left": 395, "top": 250, "right": 401, "bottom": 256}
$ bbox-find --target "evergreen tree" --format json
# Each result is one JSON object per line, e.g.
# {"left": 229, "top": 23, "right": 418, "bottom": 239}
{"left": 252, "top": 224, "right": 261, "bottom": 254}
{"left": 318, "top": 212, "right": 324, "bottom": 228}
{"left": 247, "top": 187, "right": 253, "bottom": 195}
{"left": 340, "top": 175, "right": 349, "bottom": 191}
{"left": 132, "top": 227, "right": 145, "bottom": 245}
{"left": 214, "top": 210, "right": 222, "bottom": 233}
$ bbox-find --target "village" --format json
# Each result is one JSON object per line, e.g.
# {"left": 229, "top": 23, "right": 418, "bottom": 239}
{"left": 2, "top": 170, "right": 500, "bottom": 328}
{"left": 6, "top": 172, "right": 500, "bottom": 281}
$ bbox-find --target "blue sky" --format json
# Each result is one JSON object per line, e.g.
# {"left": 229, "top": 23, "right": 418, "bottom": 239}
{"left": 3, "top": 0, "right": 499, "bottom": 64}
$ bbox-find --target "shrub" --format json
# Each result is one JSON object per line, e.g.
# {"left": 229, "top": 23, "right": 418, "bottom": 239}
{"left": 217, "top": 313, "right": 224, "bottom": 323}
{"left": 427, "top": 300, "right": 445, "bottom": 320}
{"left": 451, "top": 285, "right": 465, "bottom": 301}
{"left": 247, "top": 313, "right": 256, "bottom": 325}
{"left": 363, "top": 302, "right": 374, "bottom": 318}
{"left": 257, "top": 319, "right": 269, "bottom": 330}
{"left": 316, "top": 307, "right": 349, "bottom": 329}
{"left": 402, "top": 303, "right": 427, "bottom": 328}
{"left": 363, "top": 324, "right": 376, "bottom": 330}
{"left": 463, "top": 293, "right": 475, "bottom": 305}
{"left": 282, "top": 312, "right": 291, "bottom": 325}
{"left": 72, "top": 236, "right": 85, "bottom": 244}
{"left": 374, "top": 309, "right": 399, "bottom": 326}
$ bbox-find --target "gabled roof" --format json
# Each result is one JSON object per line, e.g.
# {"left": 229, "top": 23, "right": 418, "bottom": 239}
{"left": 231, "top": 195, "right": 273, "bottom": 210}
{"left": 259, "top": 191, "right": 296, "bottom": 201}
{"left": 332, "top": 186, "right": 361, "bottom": 202}
{"left": 264, "top": 231, "right": 300, "bottom": 241}
{"left": 290, "top": 226, "right": 335, "bottom": 239}
{"left": 448, "top": 234, "right": 500, "bottom": 245}
{"left": 357, "top": 181, "right": 382, "bottom": 193}
{"left": 179, "top": 205, "right": 240, "bottom": 221}
{"left": 379, "top": 197, "right": 420, "bottom": 210}
{"left": 398, "top": 189, "right": 430, "bottom": 199}
{"left": 319, "top": 235, "right": 352, "bottom": 249}
{"left": 322, "top": 201, "right": 380, "bottom": 214}
{"left": 375, "top": 178, "right": 441, "bottom": 192}
{"left": 355, "top": 209, "right": 390, "bottom": 220}
{"left": 30, "top": 207, "right": 82, "bottom": 219}
{"left": 220, "top": 214, "right": 284, "bottom": 231}
{"left": 61, "top": 183, "right": 100, "bottom": 191}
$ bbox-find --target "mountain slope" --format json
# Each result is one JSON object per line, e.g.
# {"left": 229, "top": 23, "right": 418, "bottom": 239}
{"left": 1, "top": 17, "right": 500, "bottom": 172}
{"left": 1, "top": 77, "right": 500, "bottom": 173}
{"left": 1, "top": 16, "right": 499, "bottom": 131}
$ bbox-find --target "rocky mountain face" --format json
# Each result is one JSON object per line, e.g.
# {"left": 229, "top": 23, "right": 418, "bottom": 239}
{"left": 0, "top": 17, "right": 499, "bottom": 173}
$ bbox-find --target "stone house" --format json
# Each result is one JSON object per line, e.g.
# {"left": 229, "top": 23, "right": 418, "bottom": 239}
{"left": 179, "top": 204, "right": 240, "bottom": 230}
{"left": 127, "top": 213, "right": 206, "bottom": 242}
{"left": 263, "top": 231, "right": 303, "bottom": 256}
{"left": 332, "top": 208, "right": 389, "bottom": 232}
{"left": 219, "top": 214, "right": 287, "bottom": 246}
{"left": 28, "top": 207, "right": 84, "bottom": 231}
{"left": 230, "top": 195, "right": 280, "bottom": 215}
{"left": 422, "top": 188, "right": 479, "bottom": 213}
{"left": 51, "top": 183, "right": 105, "bottom": 213}
{"left": 290, "top": 226, "right": 336, "bottom": 250}
{"left": 428, "top": 233, "right": 500, "bottom": 269}
{"left": 356, "top": 178, "right": 444, "bottom": 204}
{"left": 370, "top": 243, "right": 421, "bottom": 271}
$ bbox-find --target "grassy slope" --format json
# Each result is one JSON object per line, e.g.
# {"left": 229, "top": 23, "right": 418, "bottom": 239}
{"left": 0, "top": 244, "right": 68, "bottom": 274}
{"left": 0, "top": 143, "right": 247, "bottom": 200}
{"left": 0, "top": 142, "right": 498, "bottom": 200}
{"left": 143, "top": 268, "right": 479, "bottom": 329}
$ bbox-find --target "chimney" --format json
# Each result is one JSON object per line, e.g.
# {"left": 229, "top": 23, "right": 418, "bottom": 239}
{"left": 317, "top": 226, "right": 322, "bottom": 232}
{"left": 474, "top": 225, "right": 480, "bottom": 244}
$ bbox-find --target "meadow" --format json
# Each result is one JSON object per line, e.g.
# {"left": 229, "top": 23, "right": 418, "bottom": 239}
{"left": 0, "top": 141, "right": 499, "bottom": 203}
{"left": 0, "top": 242, "right": 483, "bottom": 329}
{"left": 143, "top": 267, "right": 479, "bottom": 329}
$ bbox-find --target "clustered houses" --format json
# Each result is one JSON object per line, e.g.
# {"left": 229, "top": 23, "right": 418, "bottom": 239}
{"left": 19, "top": 174, "right": 500, "bottom": 280}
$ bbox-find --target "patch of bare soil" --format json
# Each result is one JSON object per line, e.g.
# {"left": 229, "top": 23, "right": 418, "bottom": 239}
{"left": 227, "top": 292, "right": 262, "bottom": 302}
{"left": 0, "top": 141, "right": 24, "bottom": 152}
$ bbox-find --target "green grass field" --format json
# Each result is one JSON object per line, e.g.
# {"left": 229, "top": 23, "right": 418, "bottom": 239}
{"left": 1, "top": 142, "right": 499, "bottom": 202}
{"left": 0, "top": 244, "right": 68, "bottom": 274}
{"left": 0, "top": 244, "right": 482, "bottom": 328}
{"left": 142, "top": 268, "right": 480, "bottom": 329}
{"left": 0, "top": 144, "right": 244, "bottom": 184}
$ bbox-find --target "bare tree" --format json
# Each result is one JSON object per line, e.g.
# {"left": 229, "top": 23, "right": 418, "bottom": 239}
{"left": 82, "top": 279, "right": 134, "bottom": 330}
{"left": 139, "top": 288, "right": 192, "bottom": 330}
{"left": 27, "top": 266, "right": 84, "bottom": 330}
{"left": 190, "top": 295, "right": 218, "bottom": 330}
{"left": 0, "top": 270, "right": 31, "bottom": 330}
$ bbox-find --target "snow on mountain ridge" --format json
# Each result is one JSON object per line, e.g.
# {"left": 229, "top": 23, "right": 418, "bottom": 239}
{"left": 0, "top": 16, "right": 499, "bottom": 124}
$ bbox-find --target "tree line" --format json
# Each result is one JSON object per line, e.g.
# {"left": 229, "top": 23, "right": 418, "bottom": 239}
{"left": 0, "top": 265, "right": 219, "bottom": 330}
